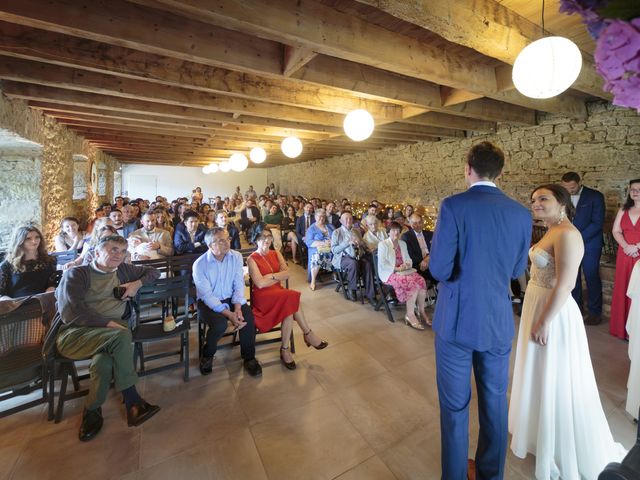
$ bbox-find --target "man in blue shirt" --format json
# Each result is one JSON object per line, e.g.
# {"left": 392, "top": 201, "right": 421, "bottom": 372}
{"left": 192, "top": 227, "right": 262, "bottom": 377}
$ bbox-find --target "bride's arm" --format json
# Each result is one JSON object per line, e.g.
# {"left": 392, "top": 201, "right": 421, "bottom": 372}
{"left": 531, "top": 229, "right": 584, "bottom": 345}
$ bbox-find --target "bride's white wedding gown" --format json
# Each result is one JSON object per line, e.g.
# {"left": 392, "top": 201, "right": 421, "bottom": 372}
{"left": 508, "top": 247, "right": 627, "bottom": 480}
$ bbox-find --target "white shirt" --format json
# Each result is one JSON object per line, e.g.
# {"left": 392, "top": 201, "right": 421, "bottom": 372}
{"left": 470, "top": 181, "right": 497, "bottom": 188}
{"left": 570, "top": 186, "right": 583, "bottom": 208}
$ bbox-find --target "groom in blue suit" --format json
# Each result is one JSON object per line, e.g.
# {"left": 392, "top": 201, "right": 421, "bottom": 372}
{"left": 430, "top": 142, "right": 531, "bottom": 480}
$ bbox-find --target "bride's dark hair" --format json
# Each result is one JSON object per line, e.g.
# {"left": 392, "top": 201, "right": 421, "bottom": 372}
{"left": 531, "top": 184, "right": 576, "bottom": 221}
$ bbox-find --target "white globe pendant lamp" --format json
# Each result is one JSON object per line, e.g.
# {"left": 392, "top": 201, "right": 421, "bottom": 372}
{"left": 343, "top": 109, "right": 375, "bottom": 141}
{"left": 249, "top": 147, "right": 267, "bottom": 164}
{"left": 512, "top": 37, "right": 582, "bottom": 99}
{"left": 281, "top": 136, "right": 303, "bottom": 158}
{"left": 219, "top": 161, "right": 231, "bottom": 172}
{"left": 202, "top": 165, "right": 211, "bottom": 174}
{"left": 209, "top": 163, "right": 219, "bottom": 173}
{"left": 229, "top": 153, "right": 249, "bottom": 172}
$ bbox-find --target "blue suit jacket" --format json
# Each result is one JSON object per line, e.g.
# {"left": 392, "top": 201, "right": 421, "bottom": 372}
{"left": 430, "top": 186, "right": 532, "bottom": 351}
{"left": 573, "top": 186, "right": 605, "bottom": 250}
{"left": 295, "top": 214, "right": 315, "bottom": 240}
{"left": 173, "top": 223, "right": 208, "bottom": 255}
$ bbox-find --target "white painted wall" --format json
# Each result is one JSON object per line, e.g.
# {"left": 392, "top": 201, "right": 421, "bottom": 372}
{"left": 121, "top": 164, "right": 268, "bottom": 201}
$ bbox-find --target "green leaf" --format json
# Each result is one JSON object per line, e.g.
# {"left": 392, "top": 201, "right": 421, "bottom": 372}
{"left": 596, "top": 0, "right": 640, "bottom": 21}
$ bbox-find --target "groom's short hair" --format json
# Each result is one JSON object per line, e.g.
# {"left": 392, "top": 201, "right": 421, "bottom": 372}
{"left": 467, "top": 142, "right": 504, "bottom": 180}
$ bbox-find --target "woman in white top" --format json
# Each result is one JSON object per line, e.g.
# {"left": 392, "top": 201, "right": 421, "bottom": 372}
{"left": 54, "top": 216, "right": 87, "bottom": 252}
{"left": 377, "top": 221, "right": 429, "bottom": 330}
{"left": 363, "top": 215, "right": 388, "bottom": 252}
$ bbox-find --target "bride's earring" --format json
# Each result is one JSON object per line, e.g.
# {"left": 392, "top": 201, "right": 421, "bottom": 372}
{"left": 556, "top": 209, "right": 566, "bottom": 225}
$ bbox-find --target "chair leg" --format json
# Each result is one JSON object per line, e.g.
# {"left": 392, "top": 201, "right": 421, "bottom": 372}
{"left": 138, "top": 343, "right": 145, "bottom": 373}
{"left": 47, "top": 361, "right": 55, "bottom": 421}
{"left": 70, "top": 364, "right": 81, "bottom": 391}
{"left": 55, "top": 365, "right": 69, "bottom": 423}
{"left": 183, "top": 332, "right": 189, "bottom": 382}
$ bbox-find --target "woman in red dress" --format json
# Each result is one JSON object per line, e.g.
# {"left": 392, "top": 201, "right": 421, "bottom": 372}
{"left": 610, "top": 179, "right": 640, "bottom": 339}
{"left": 247, "top": 228, "right": 328, "bottom": 370}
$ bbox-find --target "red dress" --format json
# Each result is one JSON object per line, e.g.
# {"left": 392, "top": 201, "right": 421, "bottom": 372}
{"left": 610, "top": 210, "right": 640, "bottom": 339}
{"left": 249, "top": 250, "right": 301, "bottom": 332}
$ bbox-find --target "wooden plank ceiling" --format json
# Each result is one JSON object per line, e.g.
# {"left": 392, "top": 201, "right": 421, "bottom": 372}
{"left": 0, "top": 0, "right": 606, "bottom": 168}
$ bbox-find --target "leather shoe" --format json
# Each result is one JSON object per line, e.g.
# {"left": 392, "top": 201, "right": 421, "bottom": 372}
{"left": 280, "top": 348, "right": 296, "bottom": 370}
{"left": 127, "top": 401, "right": 160, "bottom": 427}
{"left": 584, "top": 313, "right": 602, "bottom": 325}
{"left": 346, "top": 289, "right": 357, "bottom": 302}
{"left": 467, "top": 459, "right": 476, "bottom": 480}
{"left": 79, "top": 407, "right": 103, "bottom": 442}
{"left": 367, "top": 296, "right": 377, "bottom": 307}
{"left": 199, "top": 356, "right": 213, "bottom": 376}
{"left": 243, "top": 358, "right": 263, "bottom": 377}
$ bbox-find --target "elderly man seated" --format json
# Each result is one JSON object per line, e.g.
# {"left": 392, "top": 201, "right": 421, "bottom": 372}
{"left": 128, "top": 211, "right": 174, "bottom": 261}
{"left": 192, "top": 227, "right": 262, "bottom": 377}
{"left": 401, "top": 214, "right": 434, "bottom": 283}
{"left": 56, "top": 235, "right": 161, "bottom": 441}
{"left": 331, "top": 212, "right": 376, "bottom": 305}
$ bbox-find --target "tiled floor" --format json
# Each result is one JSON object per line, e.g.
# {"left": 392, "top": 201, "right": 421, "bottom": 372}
{"left": 1, "top": 264, "right": 636, "bottom": 480}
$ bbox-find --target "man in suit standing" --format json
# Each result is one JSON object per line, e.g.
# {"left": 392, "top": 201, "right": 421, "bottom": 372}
{"left": 295, "top": 202, "right": 315, "bottom": 246}
{"left": 430, "top": 142, "right": 531, "bottom": 480}
{"left": 401, "top": 213, "right": 434, "bottom": 283}
{"left": 561, "top": 172, "right": 605, "bottom": 325}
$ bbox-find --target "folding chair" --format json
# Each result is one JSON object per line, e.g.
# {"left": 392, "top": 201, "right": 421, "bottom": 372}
{"left": 0, "top": 297, "right": 53, "bottom": 419}
{"left": 132, "top": 275, "right": 191, "bottom": 382}
{"left": 50, "top": 250, "right": 78, "bottom": 269}
{"left": 371, "top": 251, "right": 399, "bottom": 323}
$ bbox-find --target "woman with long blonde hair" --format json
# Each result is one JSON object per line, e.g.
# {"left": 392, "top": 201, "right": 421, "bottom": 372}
{"left": 0, "top": 223, "right": 56, "bottom": 298}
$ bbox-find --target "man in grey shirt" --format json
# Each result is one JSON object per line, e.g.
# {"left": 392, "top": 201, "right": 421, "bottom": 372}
{"left": 56, "top": 235, "right": 161, "bottom": 441}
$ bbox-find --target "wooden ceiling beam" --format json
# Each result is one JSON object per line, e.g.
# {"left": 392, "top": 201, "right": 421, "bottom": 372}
{"left": 0, "top": 57, "right": 355, "bottom": 126}
{"left": 133, "top": 0, "right": 497, "bottom": 93}
{"left": 282, "top": 45, "right": 317, "bottom": 78}
{"left": 352, "top": 0, "right": 607, "bottom": 100}
{"left": 401, "top": 112, "right": 496, "bottom": 133}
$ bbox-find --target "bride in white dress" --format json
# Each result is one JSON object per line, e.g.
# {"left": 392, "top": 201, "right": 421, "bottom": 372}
{"left": 509, "top": 184, "right": 627, "bottom": 479}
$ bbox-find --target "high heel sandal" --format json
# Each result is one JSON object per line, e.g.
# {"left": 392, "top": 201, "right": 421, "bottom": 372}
{"left": 303, "top": 330, "right": 328, "bottom": 350}
{"left": 280, "top": 346, "right": 296, "bottom": 370}
{"left": 405, "top": 315, "right": 425, "bottom": 331}
{"left": 419, "top": 311, "right": 432, "bottom": 327}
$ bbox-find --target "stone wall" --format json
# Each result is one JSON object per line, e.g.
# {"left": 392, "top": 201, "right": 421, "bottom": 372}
{"left": 0, "top": 93, "right": 120, "bottom": 250}
{"left": 268, "top": 101, "right": 640, "bottom": 225}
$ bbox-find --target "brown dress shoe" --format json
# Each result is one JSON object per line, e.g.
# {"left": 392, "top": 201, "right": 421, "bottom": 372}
{"left": 467, "top": 459, "right": 476, "bottom": 480}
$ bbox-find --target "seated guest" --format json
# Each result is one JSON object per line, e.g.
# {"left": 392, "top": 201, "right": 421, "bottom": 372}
{"left": 199, "top": 203, "right": 211, "bottom": 221}
{"left": 109, "top": 209, "right": 136, "bottom": 239}
{"left": 247, "top": 228, "right": 328, "bottom": 369}
{"left": 173, "top": 210, "right": 207, "bottom": 255}
{"left": 295, "top": 202, "right": 315, "bottom": 247}
{"left": 393, "top": 212, "right": 409, "bottom": 234}
{"left": 232, "top": 197, "right": 245, "bottom": 217}
{"left": 401, "top": 214, "right": 434, "bottom": 283}
{"left": 403, "top": 205, "right": 414, "bottom": 223}
{"left": 283, "top": 206, "right": 301, "bottom": 264}
{"left": 363, "top": 215, "right": 388, "bottom": 252}
{"left": 361, "top": 204, "right": 378, "bottom": 222}
{"left": 122, "top": 205, "right": 141, "bottom": 231}
{"left": 263, "top": 204, "right": 284, "bottom": 251}
{"left": 100, "top": 202, "right": 112, "bottom": 216}
{"left": 86, "top": 206, "right": 106, "bottom": 235}
{"left": 172, "top": 203, "right": 188, "bottom": 228}
{"left": 128, "top": 212, "right": 174, "bottom": 261}
{"left": 65, "top": 218, "right": 115, "bottom": 270}
{"left": 239, "top": 198, "right": 261, "bottom": 234}
{"left": 204, "top": 209, "right": 216, "bottom": 229}
{"left": 305, "top": 208, "right": 335, "bottom": 291}
{"left": 0, "top": 223, "right": 56, "bottom": 298}
{"left": 383, "top": 207, "right": 395, "bottom": 229}
{"left": 113, "top": 196, "right": 124, "bottom": 211}
{"left": 192, "top": 227, "right": 262, "bottom": 377}
{"left": 56, "top": 235, "right": 161, "bottom": 441}
{"left": 326, "top": 202, "right": 341, "bottom": 229}
{"left": 378, "top": 221, "right": 430, "bottom": 330}
{"left": 54, "top": 216, "right": 87, "bottom": 252}
{"left": 331, "top": 213, "right": 376, "bottom": 305}
{"left": 192, "top": 186, "right": 204, "bottom": 204}
{"left": 215, "top": 210, "right": 241, "bottom": 250}
{"left": 153, "top": 207, "right": 174, "bottom": 237}
{"left": 80, "top": 225, "right": 123, "bottom": 266}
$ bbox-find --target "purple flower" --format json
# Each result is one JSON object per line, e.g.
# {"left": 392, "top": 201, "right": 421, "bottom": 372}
{"left": 559, "top": 0, "right": 608, "bottom": 15}
{"left": 595, "top": 19, "right": 640, "bottom": 111}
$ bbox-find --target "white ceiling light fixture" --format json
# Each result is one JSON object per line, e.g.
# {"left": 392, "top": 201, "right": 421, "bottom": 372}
{"left": 202, "top": 165, "right": 211, "bottom": 174}
{"left": 512, "top": 0, "right": 582, "bottom": 99}
{"left": 281, "top": 136, "right": 303, "bottom": 158}
{"left": 209, "top": 163, "right": 219, "bottom": 173}
{"left": 249, "top": 147, "right": 267, "bottom": 164}
{"left": 343, "top": 109, "right": 375, "bottom": 141}
{"left": 229, "top": 152, "right": 249, "bottom": 172}
{"left": 219, "top": 161, "right": 231, "bottom": 172}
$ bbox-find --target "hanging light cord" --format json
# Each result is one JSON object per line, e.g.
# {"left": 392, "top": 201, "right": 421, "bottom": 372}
{"left": 541, "top": 0, "right": 545, "bottom": 37}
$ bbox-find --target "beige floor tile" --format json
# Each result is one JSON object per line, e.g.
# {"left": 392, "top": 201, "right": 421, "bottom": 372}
{"left": 334, "top": 455, "right": 397, "bottom": 480}
{"left": 389, "top": 354, "right": 439, "bottom": 410}
{"left": 332, "top": 372, "right": 438, "bottom": 452}
{"left": 354, "top": 325, "right": 435, "bottom": 368}
{"left": 138, "top": 428, "right": 267, "bottom": 480}
{"left": 251, "top": 397, "right": 374, "bottom": 480}
{"left": 301, "top": 341, "right": 388, "bottom": 393}
{"left": 378, "top": 420, "right": 442, "bottom": 480}
{"left": 138, "top": 381, "right": 248, "bottom": 469}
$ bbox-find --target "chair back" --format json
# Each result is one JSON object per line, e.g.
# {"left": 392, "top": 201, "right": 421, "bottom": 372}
{"left": 170, "top": 253, "right": 202, "bottom": 276}
{"left": 49, "top": 250, "right": 78, "bottom": 267}
{"left": 134, "top": 275, "right": 191, "bottom": 314}
{"left": 132, "top": 257, "right": 172, "bottom": 276}
{"left": 0, "top": 297, "right": 46, "bottom": 391}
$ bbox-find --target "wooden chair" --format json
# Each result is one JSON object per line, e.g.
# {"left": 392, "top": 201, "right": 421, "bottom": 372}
{"left": 371, "top": 251, "right": 400, "bottom": 323}
{"left": 132, "top": 275, "right": 191, "bottom": 382}
{"left": 0, "top": 298, "right": 54, "bottom": 419}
